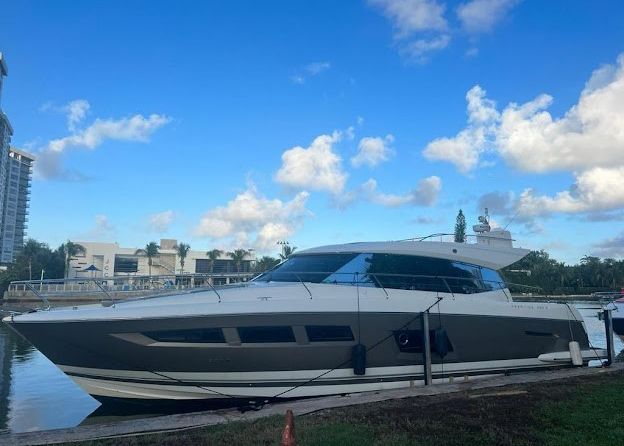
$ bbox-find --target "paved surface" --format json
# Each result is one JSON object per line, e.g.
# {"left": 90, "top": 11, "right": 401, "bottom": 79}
{"left": 3, "top": 363, "right": 623, "bottom": 445}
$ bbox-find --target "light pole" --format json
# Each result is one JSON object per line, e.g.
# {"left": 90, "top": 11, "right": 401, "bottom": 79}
{"left": 277, "top": 240, "right": 289, "bottom": 259}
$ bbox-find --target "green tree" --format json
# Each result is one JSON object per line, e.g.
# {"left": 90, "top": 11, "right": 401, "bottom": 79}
{"left": 279, "top": 245, "right": 297, "bottom": 260}
{"left": 255, "top": 256, "right": 280, "bottom": 273}
{"left": 60, "top": 240, "right": 86, "bottom": 278}
{"left": 0, "top": 239, "right": 65, "bottom": 293}
{"left": 228, "top": 249, "right": 249, "bottom": 273}
{"left": 175, "top": 242, "right": 191, "bottom": 276}
{"left": 135, "top": 242, "right": 160, "bottom": 276}
{"left": 206, "top": 249, "right": 223, "bottom": 273}
{"left": 454, "top": 209, "right": 467, "bottom": 243}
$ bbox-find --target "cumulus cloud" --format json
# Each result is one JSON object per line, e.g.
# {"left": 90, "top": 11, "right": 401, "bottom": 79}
{"left": 477, "top": 191, "right": 515, "bottom": 216}
{"left": 400, "top": 34, "right": 451, "bottom": 62}
{"left": 456, "top": 0, "right": 521, "bottom": 34}
{"left": 517, "top": 167, "right": 624, "bottom": 217}
{"left": 63, "top": 99, "right": 90, "bottom": 131}
{"left": 369, "top": 0, "right": 448, "bottom": 35}
{"left": 369, "top": 0, "right": 521, "bottom": 61}
{"left": 426, "top": 55, "right": 624, "bottom": 175}
{"left": 148, "top": 210, "right": 175, "bottom": 233}
{"left": 369, "top": 0, "right": 450, "bottom": 62}
{"left": 36, "top": 104, "right": 171, "bottom": 180}
{"left": 351, "top": 134, "right": 395, "bottom": 167}
{"left": 423, "top": 85, "right": 498, "bottom": 172}
{"left": 291, "top": 61, "right": 331, "bottom": 84}
{"left": 422, "top": 54, "right": 624, "bottom": 217}
{"left": 361, "top": 176, "right": 442, "bottom": 207}
{"left": 195, "top": 185, "right": 311, "bottom": 250}
{"left": 497, "top": 56, "right": 624, "bottom": 173}
{"left": 275, "top": 131, "right": 347, "bottom": 194}
{"left": 47, "top": 114, "right": 170, "bottom": 154}
{"left": 592, "top": 231, "right": 624, "bottom": 259}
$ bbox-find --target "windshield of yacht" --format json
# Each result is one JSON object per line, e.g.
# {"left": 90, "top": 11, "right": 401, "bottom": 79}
{"left": 253, "top": 253, "right": 505, "bottom": 294}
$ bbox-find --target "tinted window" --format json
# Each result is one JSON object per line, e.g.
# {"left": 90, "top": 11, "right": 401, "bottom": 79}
{"left": 144, "top": 328, "right": 225, "bottom": 343}
{"left": 254, "top": 253, "right": 358, "bottom": 283}
{"left": 114, "top": 255, "right": 138, "bottom": 273}
{"left": 252, "top": 252, "right": 505, "bottom": 294}
{"left": 238, "top": 326, "right": 295, "bottom": 343}
{"left": 481, "top": 267, "right": 504, "bottom": 291}
{"left": 306, "top": 325, "right": 354, "bottom": 342}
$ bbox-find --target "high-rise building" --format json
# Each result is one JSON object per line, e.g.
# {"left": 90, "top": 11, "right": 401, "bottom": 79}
{"left": 1, "top": 148, "right": 34, "bottom": 263}
{"left": 0, "top": 53, "right": 35, "bottom": 264}
{"left": 0, "top": 53, "right": 12, "bottom": 242}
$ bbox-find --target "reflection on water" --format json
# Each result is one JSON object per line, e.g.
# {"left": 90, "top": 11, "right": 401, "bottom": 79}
{"left": 0, "top": 304, "right": 621, "bottom": 434}
{"left": 0, "top": 324, "right": 99, "bottom": 434}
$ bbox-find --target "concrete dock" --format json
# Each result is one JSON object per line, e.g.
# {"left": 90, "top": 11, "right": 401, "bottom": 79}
{"left": 2, "top": 363, "right": 622, "bottom": 446}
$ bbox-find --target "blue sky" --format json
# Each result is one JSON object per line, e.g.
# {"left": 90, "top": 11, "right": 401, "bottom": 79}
{"left": 1, "top": 0, "right": 624, "bottom": 263}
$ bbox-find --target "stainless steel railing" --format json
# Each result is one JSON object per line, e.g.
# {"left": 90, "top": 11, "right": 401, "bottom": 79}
{"left": 6, "top": 272, "right": 256, "bottom": 308}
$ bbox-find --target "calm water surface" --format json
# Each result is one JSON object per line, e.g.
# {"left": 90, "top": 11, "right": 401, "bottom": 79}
{"left": 0, "top": 305, "right": 621, "bottom": 434}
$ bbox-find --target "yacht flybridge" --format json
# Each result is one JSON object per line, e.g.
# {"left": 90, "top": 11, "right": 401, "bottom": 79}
{"left": 3, "top": 214, "right": 606, "bottom": 401}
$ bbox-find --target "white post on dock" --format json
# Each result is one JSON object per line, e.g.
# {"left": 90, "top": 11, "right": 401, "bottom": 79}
{"left": 422, "top": 311, "right": 432, "bottom": 385}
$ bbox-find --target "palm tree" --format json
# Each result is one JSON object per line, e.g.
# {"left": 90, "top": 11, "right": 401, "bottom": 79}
{"left": 61, "top": 240, "right": 86, "bottom": 278}
{"left": 228, "top": 249, "right": 249, "bottom": 273}
{"left": 135, "top": 242, "right": 160, "bottom": 276}
{"left": 175, "top": 242, "right": 191, "bottom": 277}
{"left": 255, "top": 256, "right": 280, "bottom": 273}
{"left": 206, "top": 249, "right": 223, "bottom": 273}
{"left": 279, "top": 245, "right": 297, "bottom": 261}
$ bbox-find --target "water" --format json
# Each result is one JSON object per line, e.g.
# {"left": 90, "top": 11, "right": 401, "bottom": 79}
{"left": 0, "top": 305, "right": 621, "bottom": 434}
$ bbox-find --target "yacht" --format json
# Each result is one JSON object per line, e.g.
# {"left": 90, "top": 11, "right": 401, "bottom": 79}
{"left": 3, "top": 215, "right": 604, "bottom": 401}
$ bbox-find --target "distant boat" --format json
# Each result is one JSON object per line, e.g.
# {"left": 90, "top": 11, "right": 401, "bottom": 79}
{"left": 3, "top": 212, "right": 606, "bottom": 402}
{"left": 612, "top": 289, "right": 624, "bottom": 342}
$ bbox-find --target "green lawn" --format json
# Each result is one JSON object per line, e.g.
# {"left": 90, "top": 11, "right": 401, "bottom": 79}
{"left": 75, "top": 370, "right": 624, "bottom": 446}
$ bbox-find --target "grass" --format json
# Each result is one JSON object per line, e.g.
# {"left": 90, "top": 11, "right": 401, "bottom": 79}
{"left": 72, "top": 371, "right": 624, "bottom": 446}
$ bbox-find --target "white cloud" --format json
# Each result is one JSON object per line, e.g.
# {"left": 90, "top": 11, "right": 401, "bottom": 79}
{"left": 195, "top": 185, "right": 311, "bottom": 250}
{"left": 63, "top": 99, "right": 90, "bottom": 132}
{"left": 427, "top": 56, "right": 624, "bottom": 175}
{"left": 275, "top": 131, "right": 347, "bottom": 194}
{"left": 78, "top": 214, "right": 115, "bottom": 240}
{"left": 456, "top": 0, "right": 521, "bottom": 34}
{"left": 148, "top": 210, "right": 175, "bottom": 233}
{"left": 361, "top": 176, "right": 442, "bottom": 207}
{"left": 47, "top": 114, "right": 170, "bottom": 154}
{"left": 517, "top": 167, "right": 624, "bottom": 217}
{"left": 497, "top": 55, "right": 624, "bottom": 173}
{"left": 36, "top": 109, "right": 171, "bottom": 180}
{"left": 369, "top": 0, "right": 450, "bottom": 62}
{"left": 423, "top": 85, "right": 498, "bottom": 172}
{"left": 400, "top": 34, "right": 451, "bottom": 62}
{"left": 351, "top": 134, "right": 395, "bottom": 167}
{"left": 291, "top": 61, "right": 331, "bottom": 84}
{"left": 369, "top": 0, "right": 448, "bottom": 35}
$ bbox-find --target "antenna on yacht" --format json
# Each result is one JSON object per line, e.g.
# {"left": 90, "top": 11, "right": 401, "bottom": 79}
{"left": 473, "top": 208, "right": 491, "bottom": 234}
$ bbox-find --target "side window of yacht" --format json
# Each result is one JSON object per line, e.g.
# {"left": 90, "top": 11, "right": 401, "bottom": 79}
{"left": 238, "top": 326, "right": 296, "bottom": 343}
{"left": 480, "top": 267, "right": 504, "bottom": 291}
{"left": 446, "top": 262, "right": 484, "bottom": 294}
{"left": 322, "top": 253, "right": 376, "bottom": 286}
{"left": 306, "top": 325, "right": 354, "bottom": 342}
{"left": 366, "top": 254, "right": 451, "bottom": 293}
{"left": 144, "top": 328, "right": 226, "bottom": 343}
{"left": 254, "top": 254, "right": 358, "bottom": 283}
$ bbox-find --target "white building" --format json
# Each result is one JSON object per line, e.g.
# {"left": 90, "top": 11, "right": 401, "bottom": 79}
{"left": 68, "top": 239, "right": 257, "bottom": 284}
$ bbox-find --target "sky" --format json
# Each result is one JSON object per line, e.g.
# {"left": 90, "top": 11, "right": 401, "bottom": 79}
{"left": 1, "top": 0, "right": 624, "bottom": 263}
